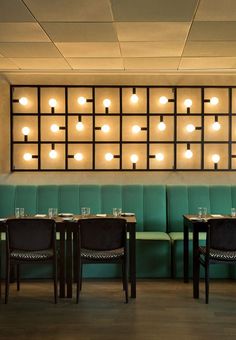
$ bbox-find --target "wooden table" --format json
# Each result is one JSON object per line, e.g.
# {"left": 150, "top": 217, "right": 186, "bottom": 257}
{"left": 0, "top": 215, "right": 136, "bottom": 300}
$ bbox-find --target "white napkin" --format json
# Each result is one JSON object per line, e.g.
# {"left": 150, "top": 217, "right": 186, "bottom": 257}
{"left": 96, "top": 214, "right": 107, "bottom": 217}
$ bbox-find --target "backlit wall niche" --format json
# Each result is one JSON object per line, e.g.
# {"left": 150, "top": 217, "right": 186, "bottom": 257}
{"left": 10, "top": 85, "right": 236, "bottom": 171}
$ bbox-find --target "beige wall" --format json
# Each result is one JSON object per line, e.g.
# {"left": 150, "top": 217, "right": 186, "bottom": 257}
{"left": 1, "top": 72, "right": 236, "bottom": 185}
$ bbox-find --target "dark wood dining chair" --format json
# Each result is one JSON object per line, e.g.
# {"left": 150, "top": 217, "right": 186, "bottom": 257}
{"left": 76, "top": 218, "right": 128, "bottom": 303}
{"left": 5, "top": 218, "right": 58, "bottom": 304}
{"left": 198, "top": 218, "right": 236, "bottom": 304}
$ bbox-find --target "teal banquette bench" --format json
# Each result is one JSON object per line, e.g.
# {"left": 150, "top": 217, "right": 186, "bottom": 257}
{"left": 0, "top": 184, "right": 235, "bottom": 279}
{"left": 0, "top": 184, "right": 170, "bottom": 279}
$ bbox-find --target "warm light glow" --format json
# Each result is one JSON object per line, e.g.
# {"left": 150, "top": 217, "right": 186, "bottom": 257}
{"left": 186, "top": 124, "right": 195, "bottom": 133}
{"left": 76, "top": 121, "right": 84, "bottom": 131}
{"left": 132, "top": 125, "right": 141, "bottom": 133}
{"left": 50, "top": 124, "right": 59, "bottom": 133}
{"left": 23, "top": 153, "right": 32, "bottom": 161}
{"left": 49, "top": 149, "right": 57, "bottom": 159}
{"left": 130, "top": 94, "right": 139, "bottom": 103}
{"left": 159, "top": 96, "right": 168, "bottom": 104}
{"left": 105, "top": 153, "right": 114, "bottom": 161}
{"left": 22, "top": 126, "right": 30, "bottom": 136}
{"left": 19, "top": 97, "right": 28, "bottom": 106}
{"left": 185, "top": 149, "right": 193, "bottom": 159}
{"left": 74, "top": 153, "right": 83, "bottom": 161}
{"left": 210, "top": 97, "right": 219, "bottom": 105}
{"left": 158, "top": 121, "right": 166, "bottom": 131}
{"left": 103, "top": 98, "right": 111, "bottom": 108}
{"left": 212, "top": 121, "right": 221, "bottom": 131}
{"left": 212, "top": 154, "right": 220, "bottom": 163}
{"left": 101, "top": 124, "right": 110, "bottom": 133}
{"left": 130, "top": 154, "right": 138, "bottom": 163}
{"left": 77, "top": 96, "right": 86, "bottom": 105}
{"left": 184, "top": 99, "right": 192, "bottom": 108}
{"left": 155, "top": 153, "right": 164, "bottom": 161}
{"left": 49, "top": 98, "right": 57, "bottom": 108}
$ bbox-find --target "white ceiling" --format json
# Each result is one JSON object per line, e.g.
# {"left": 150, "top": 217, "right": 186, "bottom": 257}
{"left": 1, "top": 0, "right": 236, "bottom": 74}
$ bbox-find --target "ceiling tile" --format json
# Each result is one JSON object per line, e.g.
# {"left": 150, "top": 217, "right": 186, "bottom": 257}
{"left": 42, "top": 23, "right": 118, "bottom": 42}
{"left": 0, "top": 43, "right": 61, "bottom": 58}
{"left": 67, "top": 58, "right": 124, "bottom": 70}
{"left": 0, "top": 23, "right": 50, "bottom": 42}
{"left": 10, "top": 58, "right": 71, "bottom": 70}
{"left": 188, "top": 22, "right": 236, "bottom": 41}
{"left": 179, "top": 57, "right": 236, "bottom": 70}
{"left": 120, "top": 42, "right": 185, "bottom": 57}
{"left": 24, "top": 0, "right": 112, "bottom": 22}
{"left": 111, "top": 0, "right": 198, "bottom": 21}
{"left": 195, "top": 0, "right": 236, "bottom": 21}
{"left": 116, "top": 22, "right": 190, "bottom": 41}
{"left": 183, "top": 41, "right": 236, "bottom": 57}
{"left": 124, "top": 57, "right": 180, "bottom": 70}
{"left": 0, "top": 0, "right": 34, "bottom": 22}
{"left": 0, "top": 58, "right": 18, "bottom": 69}
{"left": 56, "top": 43, "right": 121, "bottom": 57}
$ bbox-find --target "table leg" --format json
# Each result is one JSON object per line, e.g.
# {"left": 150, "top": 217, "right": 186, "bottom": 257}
{"left": 129, "top": 223, "right": 136, "bottom": 298}
{"left": 183, "top": 218, "right": 189, "bottom": 283}
{"left": 193, "top": 227, "right": 200, "bottom": 299}
{"left": 66, "top": 228, "right": 73, "bottom": 298}
{"left": 59, "top": 230, "right": 65, "bottom": 298}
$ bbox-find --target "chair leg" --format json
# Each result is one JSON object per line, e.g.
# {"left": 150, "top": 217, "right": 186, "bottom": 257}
{"left": 16, "top": 264, "right": 20, "bottom": 291}
{"left": 123, "top": 260, "right": 128, "bottom": 304}
{"left": 122, "top": 263, "right": 125, "bottom": 291}
{"left": 53, "top": 257, "right": 58, "bottom": 304}
{"left": 205, "top": 263, "right": 209, "bottom": 304}
{"left": 80, "top": 264, "right": 83, "bottom": 291}
{"left": 76, "top": 262, "right": 81, "bottom": 303}
{"left": 5, "top": 258, "right": 10, "bottom": 304}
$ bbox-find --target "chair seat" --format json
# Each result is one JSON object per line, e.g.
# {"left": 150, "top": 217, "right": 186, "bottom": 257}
{"left": 10, "top": 249, "right": 54, "bottom": 261}
{"left": 199, "top": 246, "right": 236, "bottom": 261}
{"left": 81, "top": 247, "right": 124, "bottom": 261}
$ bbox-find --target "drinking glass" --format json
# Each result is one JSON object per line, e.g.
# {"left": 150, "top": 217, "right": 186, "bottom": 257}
{"left": 117, "top": 208, "right": 122, "bottom": 216}
{"left": 202, "top": 207, "right": 207, "bottom": 218}
{"left": 15, "top": 207, "right": 20, "bottom": 218}
{"left": 81, "top": 207, "right": 87, "bottom": 217}
{"left": 48, "top": 208, "right": 53, "bottom": 218}
{"left": 198, "top": 207, "right": 202, "bottom": 218}
{"left": 20, "top": 208, "right": 24, "bottom": 218}
{"left": 231, "top": 207, "right": 236, "bottom": 217}
{"left": 113, "top": 208, "right": 118, "bottom": 217}
{"left": 86, "top": 207, "right": 90, "bottom": 216}
{"left": 53, "top": 208, "right": 58, "bottom": 217}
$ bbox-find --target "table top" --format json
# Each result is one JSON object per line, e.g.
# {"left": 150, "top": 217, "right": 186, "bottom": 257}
{"left": 183, "top": 214, "right": 235, "bottom": 222}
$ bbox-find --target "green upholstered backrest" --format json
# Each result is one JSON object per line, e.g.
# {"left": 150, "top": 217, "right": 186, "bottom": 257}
{"left": 37, "top": 185, "right": 59, "bottom": 213}
{"left": 79, "top": 185, "right": 101, "bottom": 215}
{"left": 122, "top": 185, "right": 143, "bottom": 231}
{"left": 0, "top": 185, "right": 15, "bottom": 217}
{"left": 188, "top": 185, "right": 210, "bottom": 214}
{"left": 59, "top": 185, "right": 80, "bottom": 214}
{"left": 101, "top": 185, "right": 122, "bottom": 215}
{"left": 210, "top": 185, "right": 232, "bottom": 214}
{"left": 167, "top": 185, "right": 188, "bottom": 232}
{"left": 15, "top": 185, "right": 37, "bottom": 215}
{"left": 143, "top": 185, "right": 166, "bottom": 232}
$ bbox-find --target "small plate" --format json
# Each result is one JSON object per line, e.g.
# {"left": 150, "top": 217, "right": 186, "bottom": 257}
{"left": 121, "top": 213, "right": 135, "bottom": 216}
{"left": 62, "top": 217, "right": 74, "bottom": 221}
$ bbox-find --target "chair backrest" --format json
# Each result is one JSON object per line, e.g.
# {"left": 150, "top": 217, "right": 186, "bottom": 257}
{"left": 6, "top": 218, "right": 55, "bottom": 251}
{"left": 79, "top": 218, "right": 127, "bottom": 251}
{"left": 208, "top": 218, "right": 236, "bottom": 251}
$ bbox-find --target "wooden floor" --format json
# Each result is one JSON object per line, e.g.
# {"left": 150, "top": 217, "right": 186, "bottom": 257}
{"left": 0, "top": 279, "right": 236, "bottom": 340}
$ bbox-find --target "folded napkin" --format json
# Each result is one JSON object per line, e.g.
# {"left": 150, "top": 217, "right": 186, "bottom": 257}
{"left": 35, "top": 214, "right": 47, "bottom": 218}
{"left": 96, "top": 214, "right": 107, "bottom": 217}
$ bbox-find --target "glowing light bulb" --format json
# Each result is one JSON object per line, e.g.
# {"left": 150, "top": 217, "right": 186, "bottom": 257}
{"left": 185, "top": 149, "right": 193, "bottom": 159}
{"left": 49, "top": 98, "right": 57, "bottom": 108}
{"left": 22, "top": 126, "right": 30, "bottom": 136}
{"left": 49, "top": 149, "right": 57, "bottom": 159}
{"left": 74, "top": 153, "right": 83, "bottom": 161}
{"left": 101, "top": 124, "right": 110, "bottom": 133}
{"left": 19, "top": 97, "right": 28, "bottom": 106}
{"left": 105, "top": 153, "right": 114, "bottom": 161}
{"left": 23, "top": 153, "right": 32, "bottom": 161}
{"left": 130, "top": 94, "right": 139, "bottom": 103}
{"left": 184, "top": 99, "right": 192, "bottom": 108}
{"left": 76, "top": 121, "right": 84, "bottom": 131}
{"left": 159, "top": 96, "right": 168, "bottom": 104}
{"left": 212, "top": 121, "right": 221, "bottom": 131}
{"left": 103, "top": 98, "right": 111, "bottom": 108}
{"left": 50, "top": 124, "right": 59, "bottom": 133}
{"left": 130, "top": 154, "right": 138, "bottom": 163}
{"left": 210, "top": 97, "right": 219, "bottom": 105}
{"left": 77, "top": 96, "right": 86, "bottom": 105}
{"left": 158, "top": 121, "right": 166, "bottom": 131}
{"left": 155, "top": 153, "right": 164, "bottom": 161}
{"left": 186, "top": 124, "right": 195, "bottom": 133}
{"left": 212, "top": 154, "right": 220, "bottom": 163}
{"left": 132, "top": 125, "right": 141, "bottom": 133}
